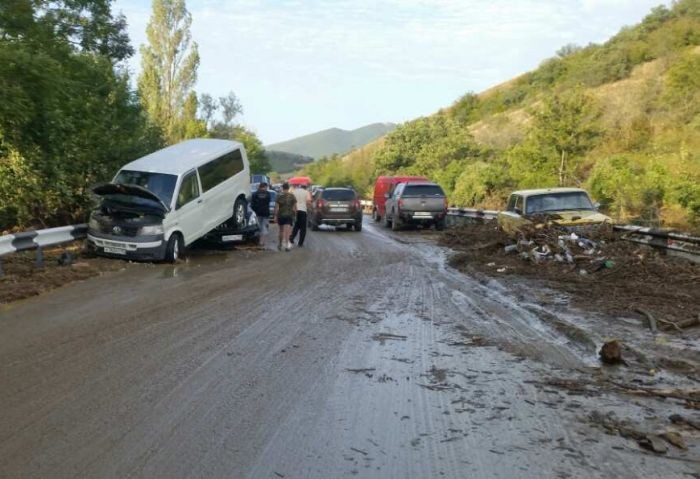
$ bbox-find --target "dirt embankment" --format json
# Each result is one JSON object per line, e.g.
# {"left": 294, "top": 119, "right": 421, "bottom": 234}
{"left": 440, "top": 224, "right": 700, "bottom": 325}
{"left": 0, "top": 244, "right": 126, "bottom": 304}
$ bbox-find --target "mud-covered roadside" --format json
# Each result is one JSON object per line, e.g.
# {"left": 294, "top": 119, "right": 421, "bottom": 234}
{"left": 0, "top": 243, "right": 128, "bottom": 304}
{"left": 440, "top": 224, "right": 700, "bottom": 326}
{"left": 0, "top": 239, "right": 265, "bottom": 305}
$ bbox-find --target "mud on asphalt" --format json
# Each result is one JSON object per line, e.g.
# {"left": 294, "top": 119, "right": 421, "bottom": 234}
{"left": 439, "top": 223, "right": 700, "bottom": 387}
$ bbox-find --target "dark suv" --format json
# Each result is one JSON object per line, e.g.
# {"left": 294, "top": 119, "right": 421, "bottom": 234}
{"left": 384, "top": 181, "right": 448, "bottom": 231}
{"left": 309, "top": 188, "right": 363, "bottom": 232}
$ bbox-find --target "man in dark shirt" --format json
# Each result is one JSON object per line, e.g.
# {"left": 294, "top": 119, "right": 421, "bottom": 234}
{"left": 274, "top": 182, "right": 297, "bottom": 252}
{"left": 251, "top": 182, "right": 271, "bottom": 248}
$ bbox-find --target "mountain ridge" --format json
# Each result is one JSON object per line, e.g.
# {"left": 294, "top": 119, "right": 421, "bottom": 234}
{"left": 266, "top": 122, "right": 397, "bottom": 160}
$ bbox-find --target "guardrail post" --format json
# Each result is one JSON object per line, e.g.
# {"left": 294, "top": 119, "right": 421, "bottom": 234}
{"left": 35, "top": 247, "right": 44, "bottom": 269}
{"left": 0, "top": 257, "right": 4, "bottom": 278}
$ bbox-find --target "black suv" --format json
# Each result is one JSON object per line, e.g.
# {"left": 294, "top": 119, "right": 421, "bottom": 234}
{"left": 309, "top": 188, "right": 363, "bottom": 232}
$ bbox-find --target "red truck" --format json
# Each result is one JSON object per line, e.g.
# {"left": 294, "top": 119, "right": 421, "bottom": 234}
{"left": 372, "top": 175, "right": 427, "bottom": 222}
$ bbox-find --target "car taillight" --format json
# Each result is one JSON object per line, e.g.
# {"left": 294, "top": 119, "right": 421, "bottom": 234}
{"left": 443, "top": 197, "right": 448, "bottom": 211}
{"left": 354, "top": 199, "right": 361, "bottom": 210}
{"left": 398, "top": 199, "right": 404, "bottom": 209}
{"left": 317, "top": 199, "right": 325, "bottom": 209}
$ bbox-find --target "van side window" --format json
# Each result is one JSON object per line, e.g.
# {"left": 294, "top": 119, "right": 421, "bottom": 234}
{"left": 198, "top": 149, "right": 244, "bottom": 192}
{"left": 177, "top": 171, "right": 200, "bottom": 209}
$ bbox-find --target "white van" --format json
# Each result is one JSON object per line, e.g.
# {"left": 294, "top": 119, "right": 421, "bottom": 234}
{"left": 87, "top": 139, "right": 250, "bottom": 262}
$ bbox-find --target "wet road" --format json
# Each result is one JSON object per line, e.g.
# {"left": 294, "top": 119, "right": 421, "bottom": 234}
{"left": 1, "top": 220, "right": 697, "bottom": 478}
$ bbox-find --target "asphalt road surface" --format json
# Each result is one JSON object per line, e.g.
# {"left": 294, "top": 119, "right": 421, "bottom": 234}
{"left": 1, "top": 219, "right": 697, "bottom": 478}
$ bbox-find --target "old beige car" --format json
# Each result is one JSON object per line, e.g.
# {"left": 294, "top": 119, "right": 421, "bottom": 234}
{"left": 497, "top": 187, "right": 612, "bottom": 235}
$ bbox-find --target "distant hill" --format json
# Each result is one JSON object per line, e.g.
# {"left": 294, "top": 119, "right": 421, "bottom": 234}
{"left": 266, "top": 123, "right": 397, "bottom": 160}
{"left": 295, "top": 1, "right": 700, "bottom": 229}
{"left": 264, "top": 150, "right": 314, "bottom": 174}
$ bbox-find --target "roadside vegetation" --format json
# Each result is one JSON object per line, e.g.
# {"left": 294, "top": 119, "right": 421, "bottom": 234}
{"left": 0, "top": 0, "right": 269, "bottom": 233}
{"left": 302, "top": 0, "right": 700, "bottom": 229}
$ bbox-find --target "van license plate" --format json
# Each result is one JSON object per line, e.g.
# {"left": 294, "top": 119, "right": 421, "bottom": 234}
{"left": 222, "top": 234, "right": 243, "bottom": 242}
{"left": 330, "top": 207, "right": 347, "bottom": 212}
{"left": 104, "top": 247, "right": 126, "bottom": 255}
{"left": 414, "top": 212, "right": 432, "bottom": 216}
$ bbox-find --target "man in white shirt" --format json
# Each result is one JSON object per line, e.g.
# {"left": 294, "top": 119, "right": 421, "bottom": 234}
{"left": 290, "top": 184, "right": 312, "bottom": 247}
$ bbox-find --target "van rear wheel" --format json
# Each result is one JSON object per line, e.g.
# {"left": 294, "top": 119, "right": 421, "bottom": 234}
{"left": 232, "top": 198, "right": 248, "bottom": 229}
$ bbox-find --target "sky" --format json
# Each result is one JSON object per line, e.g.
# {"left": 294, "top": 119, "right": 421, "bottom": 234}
{"left": 112, "top": 0, "right": 671, "bottom": 145}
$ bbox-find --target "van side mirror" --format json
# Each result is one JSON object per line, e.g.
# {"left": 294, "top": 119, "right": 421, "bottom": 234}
{"left": 593, "top": 202, "right": 601, "bottom": 210}
{"left": 514, "top": 207, "right": 523, "bottom": 215}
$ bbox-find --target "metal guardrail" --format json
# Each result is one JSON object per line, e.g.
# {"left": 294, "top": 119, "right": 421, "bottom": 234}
{"left": 447, "top": 207, "right": 499, "bottom": 221}
{"left": 0, "top": 224, "right": 87, "bottom": 275}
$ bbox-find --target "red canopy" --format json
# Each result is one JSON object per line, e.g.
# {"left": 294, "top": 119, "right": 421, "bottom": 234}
{"left": 287, "top": 176, "right": 312, "bottom": 186}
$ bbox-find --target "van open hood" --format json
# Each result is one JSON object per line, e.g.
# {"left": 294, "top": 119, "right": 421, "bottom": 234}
{"left": 93, "top": 183, "right": 170, "bottom": 213}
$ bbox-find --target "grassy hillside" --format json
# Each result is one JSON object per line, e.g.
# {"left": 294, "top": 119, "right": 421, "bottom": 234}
{"left": 265, "top": 150, "right": 313, "bottom": 174}
{"left": 302, "top": 0, "right": 700, "bottom": 229}
{"left": 267, "top": 122, "right": 396, "bottom": 159}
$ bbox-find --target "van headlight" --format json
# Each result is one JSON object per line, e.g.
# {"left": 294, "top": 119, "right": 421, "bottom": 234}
{"left": 138, "top": 224, "right": 164, "bottom": 235}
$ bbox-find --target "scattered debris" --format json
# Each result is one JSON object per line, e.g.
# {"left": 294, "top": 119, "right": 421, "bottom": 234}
{"left": 346, "top": 368, "right": 376, "bottom": 374}
{"left": 350, "top": 447, "right": 369, "bottom": 456}
{"left": 587, "top": 411, "right": 670, "bottom": 454}
{"left": 669, "top": 414, "right": 700, "bottom": 431}
{"left": 661, "top": 431, "right": 687, "bottom": 450}
{"left": 440, "top": 223, "right": 700, "bottom": 325}
{"left": 372, "top": 332, "right": 408, "bottom": 344}
{"left": 607, "top": 380, "right": 700, "bottom": 403}
{"left": 635, "top": 308, "right": 658, "bottom": 333}
{"left": 638, "top": 435, "right": 668, "bottom": 454}
{"left": 599, "top": 340, "right": 625, "bottom": 365}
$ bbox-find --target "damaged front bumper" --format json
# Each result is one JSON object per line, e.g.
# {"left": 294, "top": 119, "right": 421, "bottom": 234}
{"left": 87, "top": 232, "right": 166, "bottom": 261}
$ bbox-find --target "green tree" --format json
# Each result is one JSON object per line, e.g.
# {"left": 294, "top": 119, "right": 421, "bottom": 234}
{"left": 530, "top": 86, "right": 600, "bottom": 185}
{"left": 0, "top": 0, "right": 162, "bottom": 230}
{"left": 138, "top": 0, "right": 200, "bottom": 143}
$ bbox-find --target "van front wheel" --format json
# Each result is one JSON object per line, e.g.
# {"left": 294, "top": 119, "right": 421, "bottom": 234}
{"left": 232, "top": 198, "right": 248, "bottom": 230}
{"left": 164, "top": 233, "right": 183, "bottom": 263}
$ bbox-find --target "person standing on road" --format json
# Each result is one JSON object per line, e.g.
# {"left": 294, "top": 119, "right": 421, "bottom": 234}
{"left": 274, "top": 182, "right": 297, "bottom": 252}
{"left": 290, "top": 184, "right": 312, "bottom": 247}
{"left": 250, "top": 182, "right": 271, "bottom": 249}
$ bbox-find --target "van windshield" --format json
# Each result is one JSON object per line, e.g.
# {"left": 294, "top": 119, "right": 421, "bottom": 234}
{"left": 114, "top": 170, "right": 178, "bottom": 206}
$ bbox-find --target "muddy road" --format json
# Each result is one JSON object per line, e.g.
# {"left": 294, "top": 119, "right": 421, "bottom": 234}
{"left": 1, "top": 220, "right": 698, "bottom": 478}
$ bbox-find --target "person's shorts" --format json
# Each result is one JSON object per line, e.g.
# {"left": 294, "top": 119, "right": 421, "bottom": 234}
{"left": 258, "top": 216, "right": 269, "bottom": 235}
{"left": 278, "top": 216, "right": 294, "bottom": 226}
